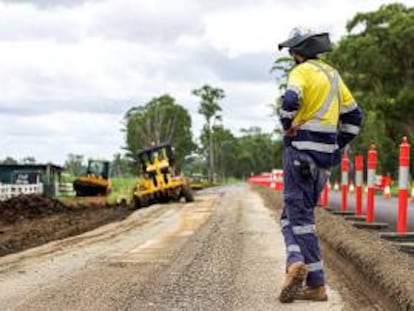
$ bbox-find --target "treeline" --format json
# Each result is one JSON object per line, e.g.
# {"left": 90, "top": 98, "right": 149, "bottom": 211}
{"left": 123, "top": 87, "right": 282, "bottom": 180}
{"left": 8, "top": 3, "right": 410, "bottom": 180}
{"left": 326, "top": 3, "right": 414, "bottom": 178}
{"left": 273, "top": 3, "right": 414, "bottom": 179}
{"left": 0, "top": 157, "right": 36, "bottom": 165}
{"left": 63, "top": 153, "right": 132, "bottom": 178}
{"left": 61, "top": 85, "right": 282, "bottom": 180}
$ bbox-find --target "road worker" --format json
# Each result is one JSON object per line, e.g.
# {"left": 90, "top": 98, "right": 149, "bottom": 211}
{"left": 277, "top": 27, "right": 363, "bottom": 303}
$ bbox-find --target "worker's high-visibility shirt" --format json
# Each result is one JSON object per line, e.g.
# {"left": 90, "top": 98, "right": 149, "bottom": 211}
{"left": 280, "top": 59, "right": 363, "bottom": 168}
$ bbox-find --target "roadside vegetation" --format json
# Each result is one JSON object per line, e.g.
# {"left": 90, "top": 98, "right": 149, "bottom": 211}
{"left": 2, "top": 3, "right": 412, "bottom": 189}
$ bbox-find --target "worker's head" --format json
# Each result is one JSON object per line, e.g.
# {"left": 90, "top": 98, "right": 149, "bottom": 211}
{"left": 278, "top": 27, "right": 332, "bottom": 64}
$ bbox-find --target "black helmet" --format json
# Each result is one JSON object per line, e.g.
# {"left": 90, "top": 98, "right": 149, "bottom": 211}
{"left": 278, "top": 27, "right": 332, "bottom": 58}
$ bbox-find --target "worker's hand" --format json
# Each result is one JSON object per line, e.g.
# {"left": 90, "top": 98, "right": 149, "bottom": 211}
{"left": 285, "top": 127, "right": 298, "bottom": 137}
{"left": 284, "top": 122, "right": 304, "bottom": 137}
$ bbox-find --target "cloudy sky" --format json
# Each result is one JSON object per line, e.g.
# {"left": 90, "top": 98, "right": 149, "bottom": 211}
{"left": 0, "top": 0, "right": 412, "bottom": 165}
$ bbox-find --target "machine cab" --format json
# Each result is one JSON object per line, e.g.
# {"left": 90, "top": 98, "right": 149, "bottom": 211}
{"left": 137, "top": 143, "right": 174, "bottom": 174}
{"left": 86, "top": 160, "right": 110, "bottom": 180}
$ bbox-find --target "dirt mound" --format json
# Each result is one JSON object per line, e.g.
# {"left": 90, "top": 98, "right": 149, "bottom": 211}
{"left": 0, "top": 195, "right": 133, "bottom": 257}
{"left": 0, "top": 194, "right": 69, "bottom": 224}
{"left": 316, "top": 209, "right": 414, "bottom": 310}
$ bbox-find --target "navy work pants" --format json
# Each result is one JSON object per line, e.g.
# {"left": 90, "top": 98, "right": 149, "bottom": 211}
{"left": 280, "top": 146, "right": 328, "bottom": 287}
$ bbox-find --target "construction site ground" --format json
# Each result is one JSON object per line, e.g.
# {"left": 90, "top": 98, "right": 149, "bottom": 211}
{"left": 0, "top": 195, "right": 132, "bottom": 257}
{"left": 0, "top": 185, "right": 411, "bottom": 310}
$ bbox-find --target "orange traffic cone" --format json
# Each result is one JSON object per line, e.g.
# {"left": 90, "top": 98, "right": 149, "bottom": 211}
{"left": 383, "top": 183, "right": 391, "bottom": 199}
{"left": 349, "top": 182, "right": 355, "bottom": 195}
{"left": 333, "top": 180, "right": 339, "bottom": 191}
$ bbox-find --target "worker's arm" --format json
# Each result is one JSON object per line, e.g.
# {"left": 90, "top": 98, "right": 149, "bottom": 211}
{"left": 337, "top": 77, "right": 363, "bottom": 148}
{"left": 279, "top": 66, "right": 304, "bottom": 133}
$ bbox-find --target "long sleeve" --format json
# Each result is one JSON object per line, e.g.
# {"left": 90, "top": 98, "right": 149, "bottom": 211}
{"left": 337, "top": 77, "right": 363, "bottom": 148}
{"left": 280, "top": 90, "right": 300, "bottom": 131}
{"left": 279, "top": 66, "right": 304, "bottom": 131}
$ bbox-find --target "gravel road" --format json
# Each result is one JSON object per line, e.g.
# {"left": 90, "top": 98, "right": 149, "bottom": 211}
{"left": 0, "top": 185, "right": 343, "bottom": 310}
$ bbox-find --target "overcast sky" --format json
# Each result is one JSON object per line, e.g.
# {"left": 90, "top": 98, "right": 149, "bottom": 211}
{"left": 0, "top": 0, "right": 413, "bottom": 165}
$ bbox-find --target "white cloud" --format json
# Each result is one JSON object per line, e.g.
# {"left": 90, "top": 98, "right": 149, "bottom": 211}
{"left": 0, "top": 0, "right": 413, "bottom": 164}
{"left": 0, "top": 111, "right": 123, "bottom": 163}
{"left": 203, "top": 0, "right": 414, "bottom": 55}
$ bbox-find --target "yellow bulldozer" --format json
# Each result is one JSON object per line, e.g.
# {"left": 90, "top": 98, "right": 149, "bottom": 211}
{"left": 132, "top": 143, "right": 194, "bottom": 208}
{"left": 188, "top": 173, "right": 209, "bottom": 190}
{"left": 73, "top": 160, "right": 111, "bottom": 197}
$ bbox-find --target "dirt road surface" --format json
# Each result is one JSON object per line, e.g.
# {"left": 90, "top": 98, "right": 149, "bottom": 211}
{"left": 0, "top": 186, "right": 344, "bottom": 310}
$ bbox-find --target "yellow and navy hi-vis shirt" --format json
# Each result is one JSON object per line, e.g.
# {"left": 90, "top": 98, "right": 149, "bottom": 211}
{"left": 280, "top": 59, "right": 363, "bottom": 168}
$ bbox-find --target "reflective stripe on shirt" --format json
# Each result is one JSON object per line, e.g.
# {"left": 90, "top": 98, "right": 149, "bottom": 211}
{"left": 280, "top": 109, "right": 298, "bottom": 119}
{"left": 307, "top": 60, "right": 340, "bottom": 121}
{"left": 291, "top": 141, "right": 338, "bottom": 153}
{"left": 300, "top": 120, "right": 338, "bottom": 133}
{"left": 340, "top": 101, "right": 358, "bottom": 114}
{"left": 340, "top": 124, "right": 360, "bottom": 135}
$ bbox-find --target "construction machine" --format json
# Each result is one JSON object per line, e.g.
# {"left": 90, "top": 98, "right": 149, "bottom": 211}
{"left": 73, "top": 160, "right": 111, "bottom": 197}
{"left": 132, "top": 143, "right": 194, "bottom": 208}
{"left": 188, "top": 173, "right": 209, "bottom": 190}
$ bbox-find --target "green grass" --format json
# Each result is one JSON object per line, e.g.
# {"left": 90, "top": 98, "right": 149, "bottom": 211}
{"left": 56, "top": 175, "right": 138, "bottom": 205}
{"left": 107, "top": 177, "right": 137, "bottom": 204}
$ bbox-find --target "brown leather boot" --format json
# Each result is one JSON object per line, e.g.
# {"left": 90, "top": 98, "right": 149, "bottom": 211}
{"left": 295, "top": 285, "right": 328, "bottom": 301}
{"left": 278, "top": 262, "right": 308, "bottom": 303}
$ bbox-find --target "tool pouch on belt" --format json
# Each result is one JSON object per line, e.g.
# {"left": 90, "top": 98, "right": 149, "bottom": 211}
{"left": 293, "top": 159, "right": 315, "bottom": 180}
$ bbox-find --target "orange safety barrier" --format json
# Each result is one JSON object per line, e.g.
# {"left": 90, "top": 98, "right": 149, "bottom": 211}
{"left": 271, "top": 169, "right": 284, "bottom": 192}
{"left": 366, "top": 144, "right": 377, "bottom": 223}
{"left": 355, "top": 154, "right": 364, "bottom": 216}
{"left": 397, "top": 137, "right": 410, "bottom": 233}
{"left": 341, "top": 153, "right": 349, "bottom": 211}
{"left": 248, "top": 173, "right": 272, "bottom": 188}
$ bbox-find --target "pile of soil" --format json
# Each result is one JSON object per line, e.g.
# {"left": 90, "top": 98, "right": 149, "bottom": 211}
{"left": 0, "top": 194, "right": 69, "bottom": 224}
{"left": 0, "top": 195, "right": 133, "bottom": 257}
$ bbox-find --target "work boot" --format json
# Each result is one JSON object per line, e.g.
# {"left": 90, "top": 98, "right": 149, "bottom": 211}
{"left": 278, "top": 262, "right": 307, "bottom": 303}
{"left": 295, "top": 285, "right": 328, "bottom": 301}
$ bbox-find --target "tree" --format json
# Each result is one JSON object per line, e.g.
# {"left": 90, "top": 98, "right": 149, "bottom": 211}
{"left": 326, "top": 3, "right": 414, "bottom": 175}
{"left": 236, "top": 127, "right": 283, "bottom": 177}
{"left": 21, "top": 156, "right": 36, "bottom": 164}
{"left": 181, "top": 153, "right": 207, "bottom": 176}
{"left": 1, "top": 157, "right": 18, "bottom": 165}
{"left": 64, "top": 154, "right": 85, "bottom": 176}
{"left": 199, "top": 125, "right": 238, "bottom": 181}
{"left": 270, "top": 56, "right": 295, "bottom": 91}
{"left": 192, "top": 85, "right": 225, "bottom": 182}
{"left": 124, "top": 94, "right": 195, "bottom": 172}
{"left": 270, "top": 56, "right": 295, "bottom": 133}
{"left": 111, "top": 153, "right": 133, "bottom": 177}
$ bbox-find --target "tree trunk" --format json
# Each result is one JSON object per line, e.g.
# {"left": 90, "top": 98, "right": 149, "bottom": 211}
{"left": 209, "top": 121, "right": 214, "bottom": 183}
